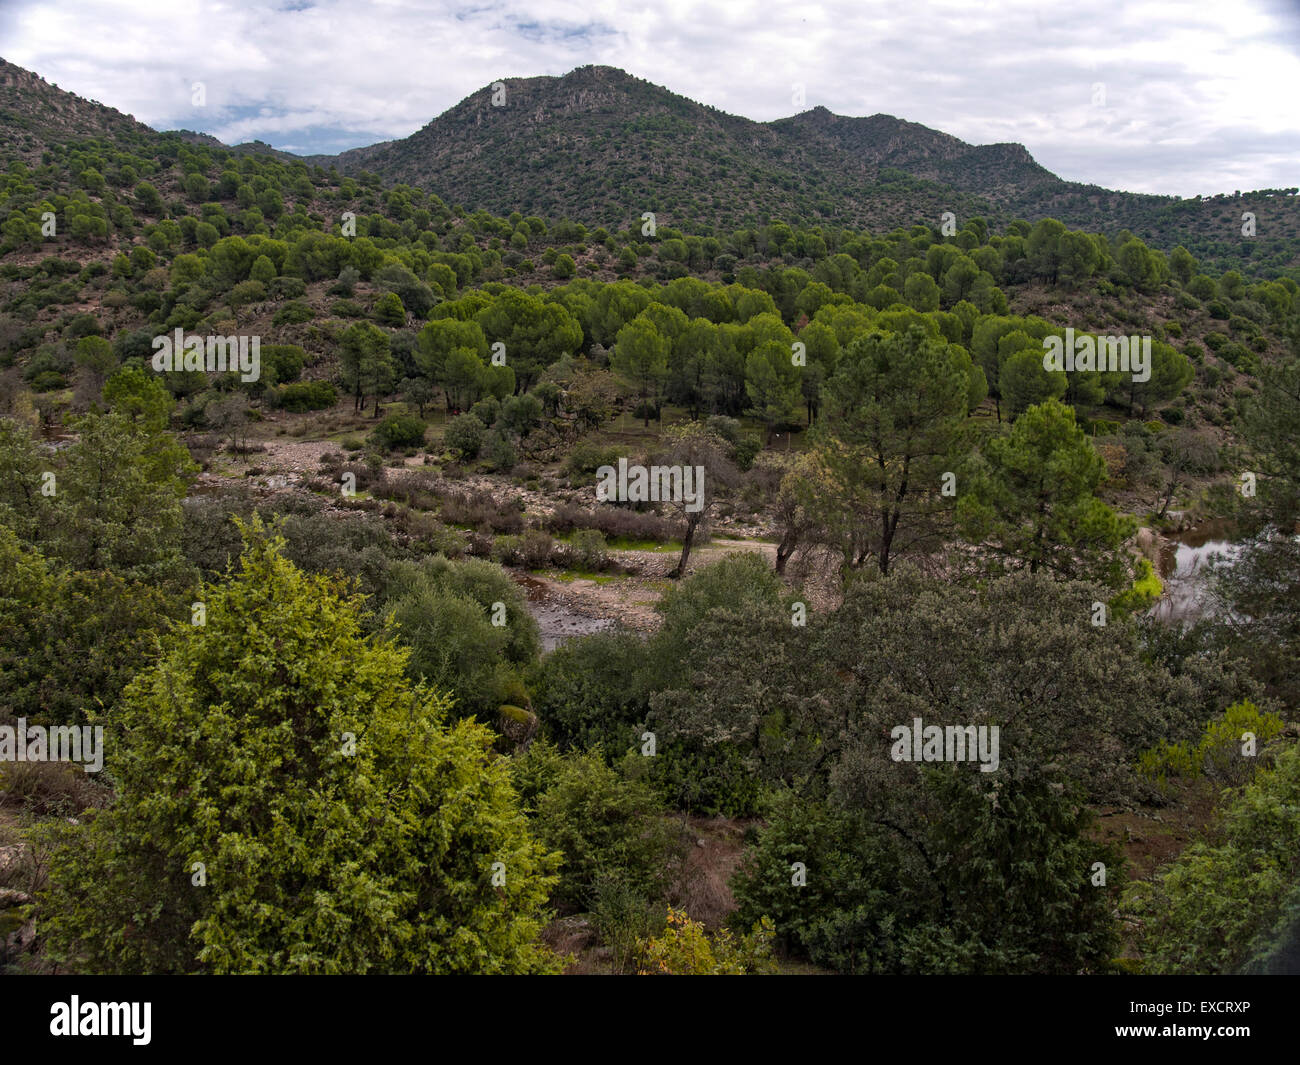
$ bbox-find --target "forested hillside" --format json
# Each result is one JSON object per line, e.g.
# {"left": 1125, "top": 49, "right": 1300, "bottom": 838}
{"left": 1, "top": 55, "right": 1299, "bottom": 979}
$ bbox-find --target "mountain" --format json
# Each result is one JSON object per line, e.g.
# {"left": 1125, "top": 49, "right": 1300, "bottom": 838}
{"left": 298, "top": 65, "right": 1299, "bottom": 268}
{"left": 1, "top": 57, "right": 1296, "bottom": 274}
{"left": 301, "top": 65, "right": 1010, "bottom": 230}
{"left": 0, "top": 57, "right": 155, "bottom": 150}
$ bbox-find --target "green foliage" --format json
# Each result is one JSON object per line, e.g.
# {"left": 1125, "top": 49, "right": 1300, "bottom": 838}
{"left": 957, "top": 398, "right": 1136, "bottom": 589}
{"left": 524, "top": 746, "right": 682, "bottom": 910}
{"left": 258, "top": 344, "right": 305, "bottom": 385}
{"left": 646, "top": 739, "right": 766, "bottom": 817}
{"left": 1129, "top": 743, "right": 1300, "bottom": 974}
{"left": 805, "top": 326, "right": 975, "bottom": 574}
{"left": 637, "top": 907, "right": 776, "bottom": 975}
{"left": 732, "top": 774, "right": 1122, "bottom": 974}
{"left": 269, "top": 380, "right": 337, "bottom": 412}
{"left": 1109, "top": 556, "right": 1163, "bottom": 618}
{"left": 369, "top": 412, "right": 426, "bottom": 452}
{"left": 533, "top": 630, "right": 649, "bottom": 753}
{"left": 36, "top": 525, "right": 561, "bottom": 973}
{"left": 382, "top": 554, "right": 539, "bottom": 719}
{"left": 444, "top": 412, "right": 485, "bottom": 459}
{"left": 1138, "top": 700, "right": 1285, "bottom": 789}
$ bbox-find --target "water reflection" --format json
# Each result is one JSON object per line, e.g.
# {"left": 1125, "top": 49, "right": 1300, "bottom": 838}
{"left": 1149, "top": 520, "right": 1242, "bottom": 624}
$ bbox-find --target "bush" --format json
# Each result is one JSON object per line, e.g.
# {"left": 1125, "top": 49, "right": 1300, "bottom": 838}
{"left": 730, "top": 435, "right": 762, "bottom": 471}
{"left": 440, "top": 488, "right": 525, "bottom": 534}
{"left": 373, "top": 292, "right": 405, "bottom": 325}
{"left": 1138, "top": 700, "right": 1285, "bottom": 790}
{"left": 563, "top": 440, "right": 622, "bottom": 481}
{"left": 528, "top": 747, "right": 683, "bottom": 910}
{"left": 470, "top": 395, "right": 500, "bottom": 427}
{"left": 1129, "top": 743, "right": 1300, "bottom": 974}
{"left": 483, "top": 430, "right": 518, "bottom": 472}
{"left": 381, "top": 555, "right": 540, "bottom": 720}
{"left": 544, "top": 502, "right": 680, "bottom": 543}
{"left": 533, "top": 631, "right": 649, "bottom": 753}
{"left": 732, "top": 775, "right": 1121, "bottom": 974}
{"left": 648, "top": 739, "right": 765, "bottom": 817}
{"left": 516, "top": 529, "right": 555, "bottom": 568}
{"left": 637, "top": 908, "right": 776, "bottom": 975}
{"left": 590, "top": 875, "right": 666, "bottom": 974}
{"left": 29, "top": 370, "right": 67, "bottom": 392}
{"left": 269, "top": 277, "right": 306, "bottom": 300}
{"left": 705, "top": 415, "right": 741, "bottom": 444}
{"left": 34, "top": 531, "right": 560, "bottom": 975}
{"left": 270, "top": 381, "right": 336, "bottom": 412}
{"left": 0, "top": 759, "right": 109, "bottom": 818}
{"left": 565, "top": 529, "right": 610, "bottom": 571}
{"left": 370, "top": 413, "right": 426, "bottom": 452}
{"left": 260, "top": 344, "right": 305, "bottom": 384}
{"left": 1110, "top": 557, "right": 1163, "bottom": 619}
{"left": 444, "top": 413, "right": 484, "bottom": 459}
{"left": 271, "top": 300, "right": 314, "bottom": 326}
{"left": 501, "top": 393, "right": 542, "bottom": 436}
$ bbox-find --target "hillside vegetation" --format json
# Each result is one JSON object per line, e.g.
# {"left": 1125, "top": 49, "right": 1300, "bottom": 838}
{"left": 1, "top": 58, "right": 1299, "bottom": 977}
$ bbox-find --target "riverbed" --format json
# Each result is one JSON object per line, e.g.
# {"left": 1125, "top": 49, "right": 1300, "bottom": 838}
{"left": 511, "top": 574, "right": 615, "bottom": 652}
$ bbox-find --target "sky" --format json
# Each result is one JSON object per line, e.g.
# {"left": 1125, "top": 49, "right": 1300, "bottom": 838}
{"left": 1, "top": 0, "right": 1297, "bottom": 198}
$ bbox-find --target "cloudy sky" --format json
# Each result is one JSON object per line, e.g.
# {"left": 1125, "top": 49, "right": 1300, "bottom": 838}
{"left": 1, "top": 0, "right": 1296, "bottom": 197}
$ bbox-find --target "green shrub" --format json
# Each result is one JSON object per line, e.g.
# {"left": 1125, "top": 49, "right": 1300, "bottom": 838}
{"left": 1129, "top": 743, "right": 1300, "bottom": 973}
{"left": 528, "top": 747, "right": 683, "bottom": 910}
{"left": 590, "top": 875, "right": 666, "bottom": 974}
{"left": 271, "top": 300, "right": 314, "bottom": 326}
{"left": 483, "top": 430, "right": 518, "bottom": 472}
{"left": 563, "top": 441, "right": 621, "bottom": 481}
{"left": 730, "top": 435, "right": 761, "bottom": 471}
{"left": 381, "top": 555, "right": 540, "bottom": 720}
{"left": 566, "top": 528, "right": 609, "bottom": 571}
{"left": 271, "top": 381, "right": 337, "bottom": 412}
{"left": 470, "top": 395, "right": 500, "bottom": 426}
{"left": 1138, "top": 700, "right": 1285, "bottom": 790}
{"left": 260, "top": 344, "right": 305, "bottom": 384}
{"left": 1110, "top": 557, "right": 1163, "bottom": 619}
{"left": 34, "top": 529, "right": 560, "bottom": 975}
{"left": 370, "top": 413, "right": 426, "bottom": 452}
{"left": 516, "top": 529, "right": 554, "bottom": 568}
{"left": 533, "top": 630, "right": 650, "bottom": 753}
{"left": 636, "top": 908, "right": 775, "bottom": 975}
{"left": 647, "top": 739, "right": 765, "bottom": 817}
{"left": 444, "top": 413, "right": 484, "bottom": 459}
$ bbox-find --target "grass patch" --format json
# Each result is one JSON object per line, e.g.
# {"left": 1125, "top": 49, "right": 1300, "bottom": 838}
{"left": 541, "top": 568, "right": 620, "bottom": 584}
{"left": 606, "top": 536, "right": 681, "bottom": 552}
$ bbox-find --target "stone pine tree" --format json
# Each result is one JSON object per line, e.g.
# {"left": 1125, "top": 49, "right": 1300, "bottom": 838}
{"left": 339, "top": 320, "right": 395, "bottom": 416}
{"left": 612, "top": 317, "right": 669, "bottom": 426}
{"left": 804, "top": 326, "right": 978, "bottom": 575}
{"left": 956, "top": 397, "right": 1134, "bottom": 588}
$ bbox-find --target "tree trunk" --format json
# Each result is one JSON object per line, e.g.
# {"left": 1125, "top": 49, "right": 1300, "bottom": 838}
{"left": 775, "top": 528, "right": 797, "bottom": 575}
{"left": 672, "top": 516, "right": 700, "bottom": 578}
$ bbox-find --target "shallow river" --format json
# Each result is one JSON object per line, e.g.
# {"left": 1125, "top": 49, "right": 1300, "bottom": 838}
{"left": 1147, "top": 519, "right": 1243, "bottom": 624}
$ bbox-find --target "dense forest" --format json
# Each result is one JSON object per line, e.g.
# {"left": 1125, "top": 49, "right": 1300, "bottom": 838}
{"left": 1, "top": 56, "right": 1299, "bottom": 977}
